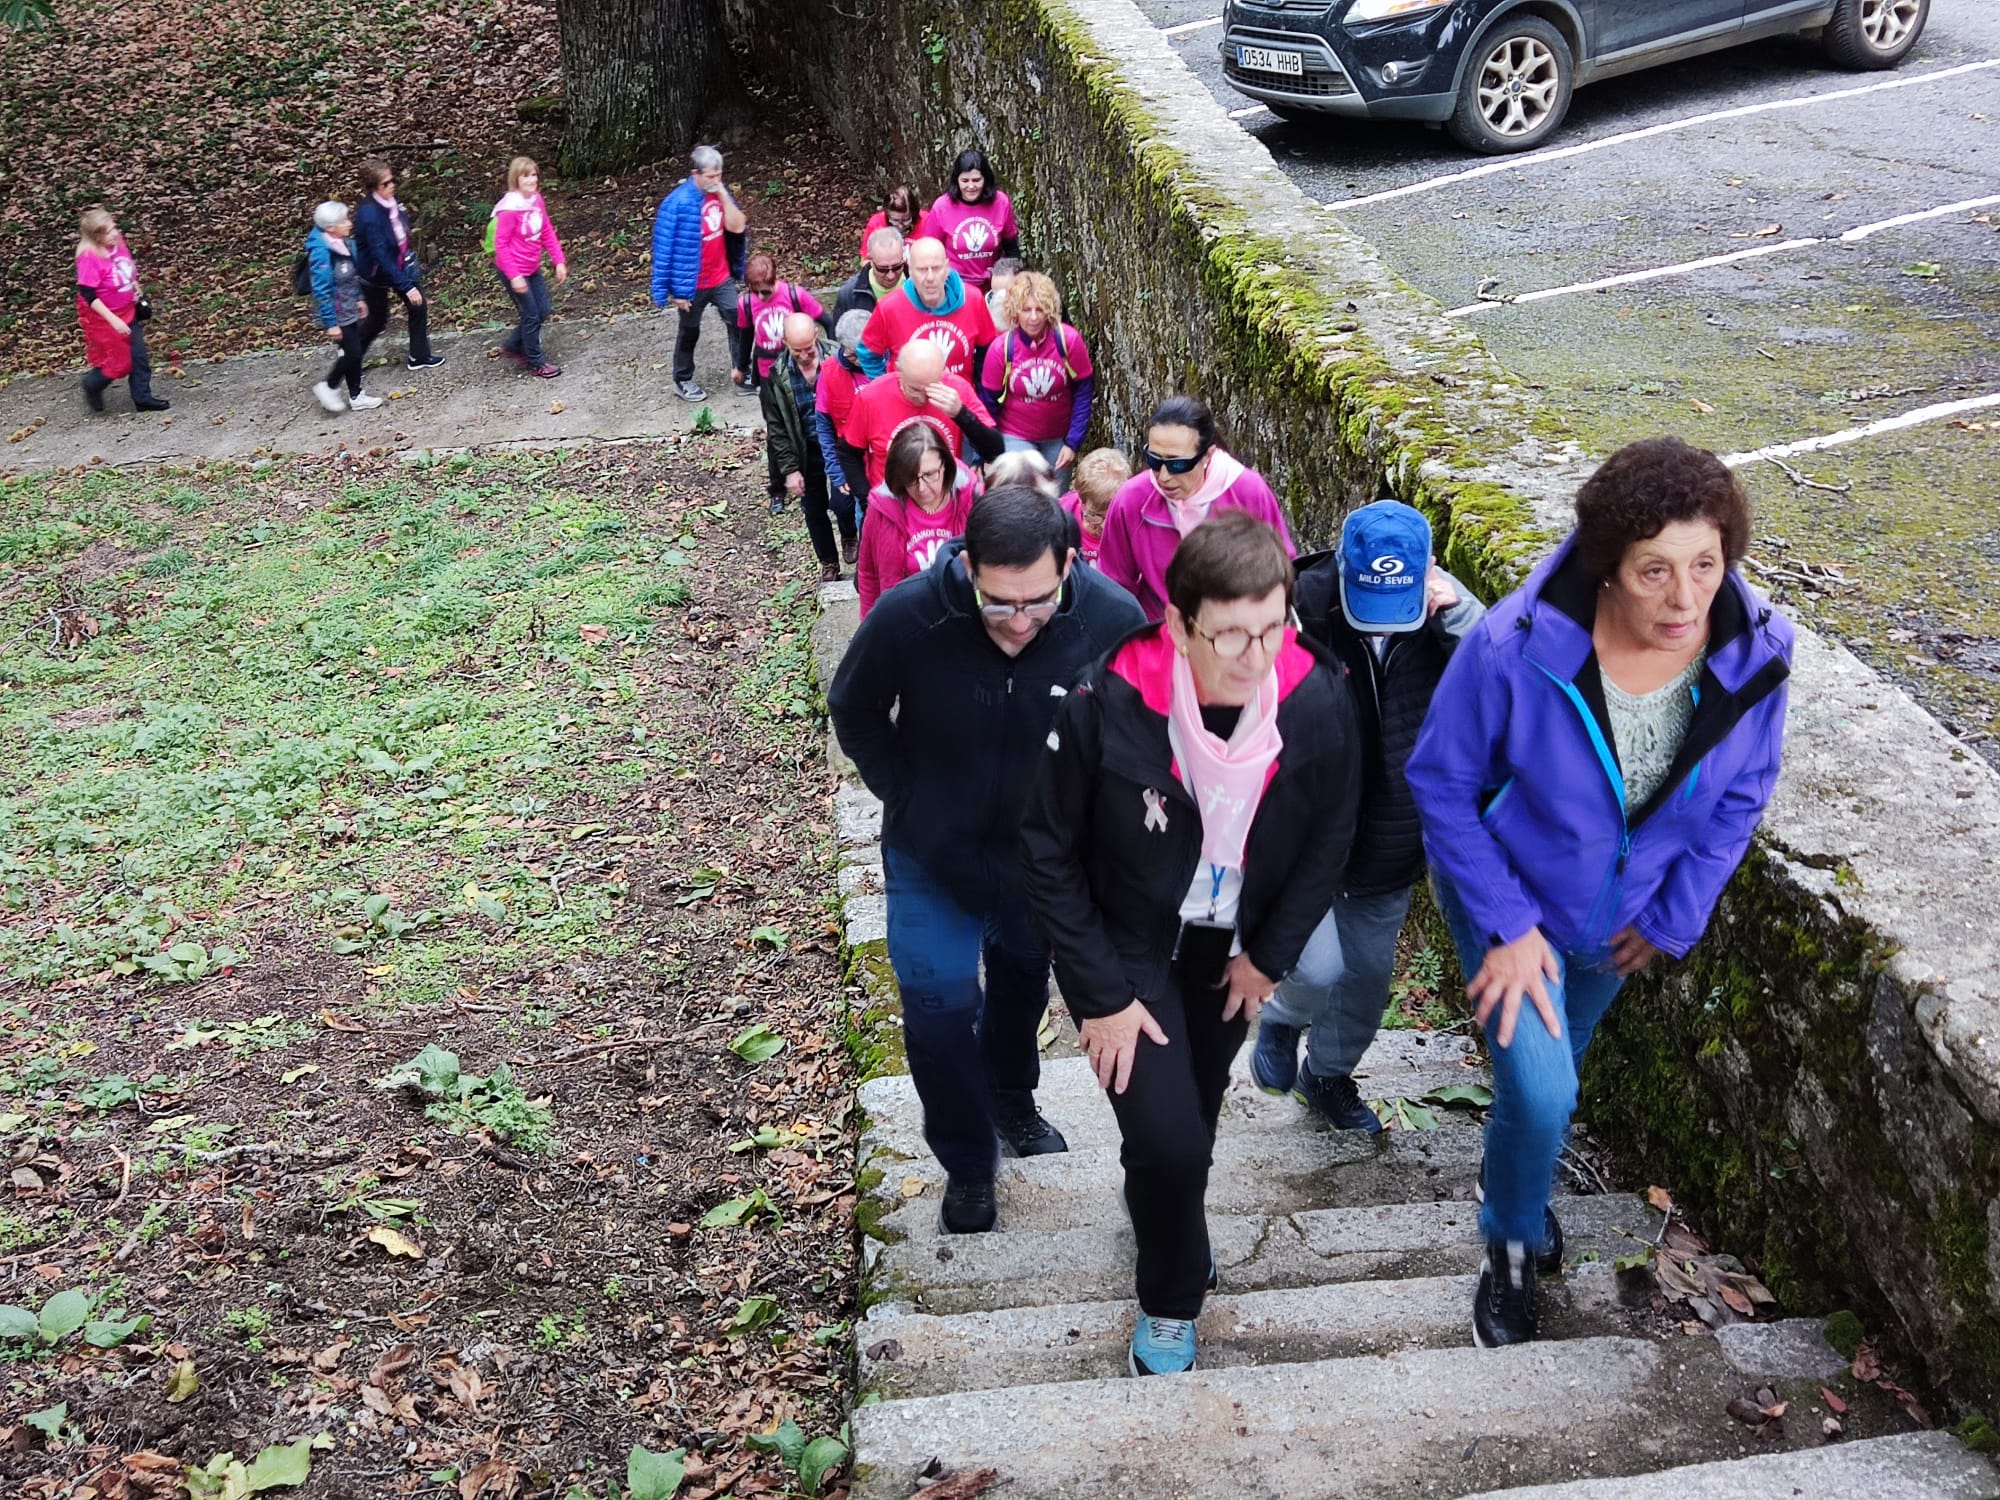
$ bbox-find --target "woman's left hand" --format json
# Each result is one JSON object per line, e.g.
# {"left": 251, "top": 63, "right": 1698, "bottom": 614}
{"left": 1609, "top": 927, "right": 1660, "bottom": 976}
{"left": 1220, "top": 952, "right": 1276, "bottom": 1023}
{"left": 1056, "top": 445, "right": 1076, "bottom": 471}
{"left": 553, "top": 263, "right": 569, "bottom": 285}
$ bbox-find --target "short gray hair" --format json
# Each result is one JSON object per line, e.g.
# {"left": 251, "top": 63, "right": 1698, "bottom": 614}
{"left": 313, "top": 201, "right": 348, "bottom": 230}
{"left": 834, "top": 310, "right": 871, "bottom": 356}
{"left": 866, "top": 226, "right": 904, "bottom": 259}
{"left": 690, "top": 145, "right": 723, "bottom": 174}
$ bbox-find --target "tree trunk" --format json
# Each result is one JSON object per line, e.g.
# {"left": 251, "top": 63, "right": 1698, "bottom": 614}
{"left": 556, "top": 0, "right": 739, "bottom": 176}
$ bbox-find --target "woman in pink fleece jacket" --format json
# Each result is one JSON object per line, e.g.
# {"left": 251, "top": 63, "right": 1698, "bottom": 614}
{"left": 1096, "top": 395, "right": 1295, "bottom": 620}
{"left": 856, "top": 423, "right": 982, "bottom": 617}
{"left": 490, "top": 156, "right": 568, "bottom": 378}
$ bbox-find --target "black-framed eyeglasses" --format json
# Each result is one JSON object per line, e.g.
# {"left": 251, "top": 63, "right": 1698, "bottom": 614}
{"left": 1142, "top": 445, "right": 1210, "bottom": 476}
{"left": 973, "top": 581, "right": 1064, "bottom": 623}
{"left": 1189, "top": 615, "right": 1290, "bottom": 661}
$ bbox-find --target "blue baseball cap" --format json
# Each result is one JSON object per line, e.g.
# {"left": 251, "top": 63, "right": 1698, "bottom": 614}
{"left": 1338, "top": 500, "right": 1430, "bottom": 633}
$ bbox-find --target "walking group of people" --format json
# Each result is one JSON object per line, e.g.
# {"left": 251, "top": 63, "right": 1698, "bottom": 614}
{"left": 821, "top": 151, "right": 1794, "bottom": 1377}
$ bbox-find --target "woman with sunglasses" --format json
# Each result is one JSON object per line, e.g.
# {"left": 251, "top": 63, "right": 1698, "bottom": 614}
{"left": 855, "top": 422, "right": 983, "bottom": 618}
{"left": 1022, "top": 510, "right": 1361, "bottom": 1376}
{"left": 1097, "top": 396, "right": 1294, "bottom": 620}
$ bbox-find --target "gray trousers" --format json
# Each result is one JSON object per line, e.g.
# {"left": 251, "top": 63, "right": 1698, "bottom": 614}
{"left": 1260, "top": 886, "right": 1414, "bottom": 1077}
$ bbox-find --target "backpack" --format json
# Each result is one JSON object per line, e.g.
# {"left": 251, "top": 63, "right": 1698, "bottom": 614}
{"left": 995, "top": 325, "right": 1076, "bottom": 404}
{"left": 482, "top": 212, "right": 497, "bottom": 259}
{"left": 290, "top": 249, "right": 312, "bottom": 298}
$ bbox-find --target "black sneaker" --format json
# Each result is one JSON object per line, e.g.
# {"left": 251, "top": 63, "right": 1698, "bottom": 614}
{"left": 1473, "top": 1160, "right": 1564, "bottom": 1275}
{"left": 133, "top": 396, "right": 170, "bottom": 412}
{"left": 1473, "top": 1238, "right": 1537, "bottom": 1348}
{"left": 1295, "top": 1060, "right": 1383, "bottom": 1134}
{"left": 997, "top": 1106, "right": 1069, "bottom": 1158}
{"left": 939, "top": 1177, "right": 998, "bottom": 1234}
{"left": 406, "top": 353, "right": 445, "bottom": 371}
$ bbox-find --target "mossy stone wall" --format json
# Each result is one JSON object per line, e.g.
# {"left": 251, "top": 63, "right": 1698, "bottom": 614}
{"left": 747, "top": 0, "right": 2000, "bottom": 1416}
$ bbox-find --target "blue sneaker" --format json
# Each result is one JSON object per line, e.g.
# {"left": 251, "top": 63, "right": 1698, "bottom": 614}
{"left": 1249, "top": 1020, "right": 1301, "bottom": 1095}
{"left": 1129, "top": 1315, "right": 1198, "bottom": 1376}
{"left": 1295, "top": 1059, "right": 1383, "bottom": 1134}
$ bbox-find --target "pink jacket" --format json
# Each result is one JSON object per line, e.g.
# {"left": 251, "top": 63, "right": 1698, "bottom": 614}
{"left": 492, "top": 190, "right": 566, "bottom": 278}
{"left": 1095, "top": 454, "right": 1294, "bottom": 620}
{"left": 856, "top": 479, "right": 979, "bottom": 618}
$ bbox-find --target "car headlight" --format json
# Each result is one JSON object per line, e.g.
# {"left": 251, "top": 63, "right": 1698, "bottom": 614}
{"left": 1345, "top": 0, "right": 1451, "bottom": 21}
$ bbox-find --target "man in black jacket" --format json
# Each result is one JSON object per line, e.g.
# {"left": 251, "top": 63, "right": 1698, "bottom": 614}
{"left": 1250, "top": 500, "right": 1484, "bottom": 1129}
{"left": 833, "top": 228, "right": 907, "bottom": 323}
{"left": 829, "top": 487, "right": 1145, "bottom": 1233}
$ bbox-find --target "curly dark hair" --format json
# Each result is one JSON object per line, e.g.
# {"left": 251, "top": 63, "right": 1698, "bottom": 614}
{"left": 1573, "top": 436, "right": 1751, "bottom": 582}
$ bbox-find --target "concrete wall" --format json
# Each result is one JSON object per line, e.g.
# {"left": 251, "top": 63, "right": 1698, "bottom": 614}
{"left": 744, "top": 0, "right": 2000, "bottom": 1415}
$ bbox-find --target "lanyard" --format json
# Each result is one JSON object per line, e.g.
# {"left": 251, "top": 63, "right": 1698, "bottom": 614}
{"left": 1207, "top": 863, "right": 1226, "bottom": 919}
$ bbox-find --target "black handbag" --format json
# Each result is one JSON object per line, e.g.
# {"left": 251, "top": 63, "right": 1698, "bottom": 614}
{"left": 133, "top": 295, "right": 153, "bottom": 323}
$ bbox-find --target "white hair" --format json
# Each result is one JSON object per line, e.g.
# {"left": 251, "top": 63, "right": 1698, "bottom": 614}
{"left": 866, "top": 226, "right": 905, "bottom": 258}
{"left": 834, "top": 310, "right": 871, "bottom": 356}
{"left": 690, "top": 145, "right": 723, "bottom": 173}
{"left": 313, "top": 201, "right": 348, "bottom": 230}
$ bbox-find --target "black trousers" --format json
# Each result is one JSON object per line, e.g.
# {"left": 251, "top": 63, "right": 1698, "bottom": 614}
{"left": 361, "top": 283, "right": 432, "bottom": 363}
{"left": 796, "top": 462, "right": 857, "bottom": 567}
{"left": 1103, "top": 964, "right": 1249, "bottom": 1319}
{"left": 325, "top": 321, "right": 374, "bottom": 397}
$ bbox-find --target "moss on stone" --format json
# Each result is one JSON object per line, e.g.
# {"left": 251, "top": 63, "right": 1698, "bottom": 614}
{"left": 1953, "top": 1415, "right": 2000, "bottom": 1454}
{"left": 1823, "top": 1310, "right": 1866, "bottom": 1359}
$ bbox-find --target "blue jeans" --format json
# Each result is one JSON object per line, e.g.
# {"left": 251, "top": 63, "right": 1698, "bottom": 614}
{"left": 502, "top": 270, "right": 550, "bottom": 367}
{"left": 1432, "top": 874, "right": 1626, "bottom": 1248}
{"left": 1261, "top": 886, "right": 1413, "bottom": 1078}
{"left": 883, "top": 845, "right": 1052, "bottom": 1184}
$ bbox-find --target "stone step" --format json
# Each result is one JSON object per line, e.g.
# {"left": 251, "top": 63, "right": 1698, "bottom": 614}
{"left": 859, "top": 1029, "right": 1491, "bottom": 1159}
{"left": 848, "top": 1334, "right": 1871, "bottom": 1500}
{"left": 867, "top": 1194, "right": 1658, "bottom": 1315}
{"left": 1458, "top": 1432, "right": 2000, "bottom": 1500}
{"left": 871, "top": 1125, "right": 1489, "bottom": 1244}
{"left": 858, "top": 1269, "right": 1636, "bottom": 1399}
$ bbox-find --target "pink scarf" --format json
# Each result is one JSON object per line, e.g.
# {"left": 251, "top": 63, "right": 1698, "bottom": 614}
{"left": 1166, "top": 645, "right": 1283, "bottom": 871}
{"left": 1164, "top": 449, "right": 1247, "bottom": 537}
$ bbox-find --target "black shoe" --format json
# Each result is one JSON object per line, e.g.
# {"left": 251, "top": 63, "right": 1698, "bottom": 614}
{"left": 997, "top": 1106, "right": 1069, "bottom": 1158}
{"left": 1474, "top": 1160, "right": 1564, "bottom": 1275}
{"left": 82, "top": 378, "right": 106, "bottom": 413}
{"left": 1473, "top": 1238, "right": 1538, "bottom": 1348}
{"left": 133, "top": 396, "right": 170, "bottom": 412}
{"left": 768, "top": 495, "right": 786, "bottom": 516}
{"left": 939, "top": 1177, "right": 998, "bottom": 1234}
{"left": 406, "top": 353, "right": 445, "bottom": 370}
{"left": 1295, "top": 1060, "right": 1383, "bottom": 1134}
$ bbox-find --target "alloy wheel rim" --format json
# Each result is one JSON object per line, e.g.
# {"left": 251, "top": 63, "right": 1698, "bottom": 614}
{"left": 1476, "top": 37, "right": 1560, "bottom": 137}
{"left": 1859, "top": 0, "right": 1921, "bottom": 48}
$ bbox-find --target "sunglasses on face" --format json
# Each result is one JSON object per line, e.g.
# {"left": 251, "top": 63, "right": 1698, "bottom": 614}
{"left": 1142, "top": 445, "right": 1210, "bottom": 476}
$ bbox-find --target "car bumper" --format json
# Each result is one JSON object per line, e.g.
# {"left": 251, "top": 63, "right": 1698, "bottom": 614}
{"left": 1219, "top": 5, "right": 1462, "bottom": 121}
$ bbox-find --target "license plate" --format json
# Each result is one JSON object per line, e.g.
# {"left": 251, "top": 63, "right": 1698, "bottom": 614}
{"left": 1237, "top": 45, "right": 1304, "bottom": 76}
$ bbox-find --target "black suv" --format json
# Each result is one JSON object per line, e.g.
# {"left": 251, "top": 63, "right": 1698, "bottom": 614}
{"left": 1219, "top": 0, "right": 1931, "bottom": 153}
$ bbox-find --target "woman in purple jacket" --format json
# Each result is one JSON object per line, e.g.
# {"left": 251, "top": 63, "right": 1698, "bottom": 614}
{"left": 1407, "top": 436, "right": 1792, "bottom": 1351}
{"left": 1096, "top": 397, "right": 1294, "bottom": 621}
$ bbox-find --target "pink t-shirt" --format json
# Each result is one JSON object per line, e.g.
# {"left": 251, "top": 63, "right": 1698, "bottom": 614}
{"left": 858, "top": 209, "right": 930, "bottom": 259}
{"left": 980, "top": 324, "right": 1092, "bottom": 444}
{"left": 698, "top": 194, "right": 729, "bottom": 290}
{"left": 1059, "top": 491, "right": 1104, "bottom": 564}
{"left": 77, "top": 238, "right": 139, "bottom": 318}
{"left": 925, "top": 192, "right": 1017, "bottom": 290}
{"left": 737, "top": 283, "right": 828, "bottom": 379}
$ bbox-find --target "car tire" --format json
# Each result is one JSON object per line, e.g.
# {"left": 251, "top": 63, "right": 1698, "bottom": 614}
{"left": 1447, "top": 15, "right": 1574, "bottom": 155}
{"left": 1822, "top": 0, "right": 1929, "bottom": 69}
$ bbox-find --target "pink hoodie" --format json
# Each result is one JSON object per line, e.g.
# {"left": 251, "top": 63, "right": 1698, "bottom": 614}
{"left": 1095, "top": 452, "right": 1295, "bottom": 620}
{"left": 492, "top": 190, "right": 566, "bottom": 279}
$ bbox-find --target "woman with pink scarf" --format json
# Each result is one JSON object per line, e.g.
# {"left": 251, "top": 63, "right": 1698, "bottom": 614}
{"left": 1096, "top": 396, "right": 1294, "bottom": 621}
{"left": 1021, "top": 511, "right": 1361, "bottom": 1378}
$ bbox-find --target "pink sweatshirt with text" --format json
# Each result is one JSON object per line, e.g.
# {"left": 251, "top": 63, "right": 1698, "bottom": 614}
{"left": 492, "top": 190, "right": 566, "bottom": 279}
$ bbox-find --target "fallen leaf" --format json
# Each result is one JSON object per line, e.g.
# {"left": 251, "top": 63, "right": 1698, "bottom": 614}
{"left": 320, "top": 1010, "right": 365, "bottom": 1032}
{"left": 1690, "top": 398, "right": 1716, "bottom": 414}
{"left": 312, "top": 1339, "right": 350, "bottom": 1373}
{"left": 1727, "top": 1395, "right": 1773, "bottom": 1427}
{"left": 1852, "top": 1343, "right": 1882, "bottom": 1382}
{"left": 1717, "top": 1282, "right": 1756, "bottom": 1317}
{"left": 1645, "top": 1185, "right": 1674, "bottom": 1214}
{"left": 1752, "top": 223, "right": 1783, "bottom": 237}
{"left": 447, "top": 1364, "right": 489, "bottom": 1411}
{"left": 163, "top": 1360, "right": 199, "bottom": 1404}
{"left": 578, "top": 624, "right": 609, "bottom": 643}
{"left": 364, "top": 1225, "right": 424, "bottom": 1259}
{"left": 369, "top": 1342, "right": 421, "bottom": 1385}
{"left": 913, "top": 1467, "right": 1000, "bottom": 1500}
{"left": 549, "top": 400, "right": 566, "bottom": 415}
{"left": 1824, "top": 1414, "right": 1845, "bottom": 1438}
{"left": 458, "top": 1457, "right": 520, "bottom": 1500}
{"left": 900, "top": 1177, "right": 926, "bottom": 1198}
{"left": 1821, "top": 1386, "right": 1848, "bottom": 1415}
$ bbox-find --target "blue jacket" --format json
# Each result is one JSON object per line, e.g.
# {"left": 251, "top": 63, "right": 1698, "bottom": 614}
{"left": 305, "top": 228, "right": 363, "bottom": 329}
{"left": 353, "top": 197, "right": 419, "bottom": 294}
{"left": 1407, "top": 536, "right": 1792, "bottom": 960}
{"left": 650, "top": 178, "right": 746, "bottom": 305}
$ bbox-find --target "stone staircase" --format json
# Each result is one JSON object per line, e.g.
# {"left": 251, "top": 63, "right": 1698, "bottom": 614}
{"left": 845, "top": 1029, "right": 2000, "bottom": 1499}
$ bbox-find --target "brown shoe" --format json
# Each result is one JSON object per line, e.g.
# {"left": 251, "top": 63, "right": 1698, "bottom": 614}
{"left": 819, "top": 561, "right": 841, "bottom": 583}
{"left": 841, "top": 537, "right": 858, "bottom": 566}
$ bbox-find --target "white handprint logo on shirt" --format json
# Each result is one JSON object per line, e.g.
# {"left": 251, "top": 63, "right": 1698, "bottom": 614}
{"left": 525, "top": 210, "right": 545, "bottom": 240}
{"left": 1019, "top": 365, "right": 1058, "bottom": 401}
{"left": 958, "top": 219, "right": 992, "bottom": 254}
{"left": 921, "top": 325, "right": 961, "bottom": 360}
{"left": 757, "top": 310, "right": 788, "bottom": 347}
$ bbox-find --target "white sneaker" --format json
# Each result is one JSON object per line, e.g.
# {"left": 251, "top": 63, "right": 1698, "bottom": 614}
{"left": 348, "top": 391, "right": 384, "bottom": 411}
{"left": 312, "top": 381, "right": 345, "bottom": 414}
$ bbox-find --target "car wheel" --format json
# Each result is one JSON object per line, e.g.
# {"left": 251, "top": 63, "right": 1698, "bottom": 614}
{"left": 1822, "top": 0, "right": 1929, "bottom": 68}
{"left": 1447, "top": 15, "right": 1574, "bottom": 155}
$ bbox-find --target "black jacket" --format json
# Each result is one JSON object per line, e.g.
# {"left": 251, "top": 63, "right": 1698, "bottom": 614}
{"left": 829, "top": 542, "right": 1146, "bottom": 911}
{"left": 1019, "top": 625, "right": 1363, "bottom": 1019}
{"left": 1294, "top": 550, "right": 1484, "bottom": 897}
{"left": 833, "top": 268, "right": 880, "bottom": 324}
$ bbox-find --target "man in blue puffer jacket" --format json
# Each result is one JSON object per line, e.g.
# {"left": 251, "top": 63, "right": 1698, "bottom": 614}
{"left": 651, "top": 146, "right": 748, "bottom": 404}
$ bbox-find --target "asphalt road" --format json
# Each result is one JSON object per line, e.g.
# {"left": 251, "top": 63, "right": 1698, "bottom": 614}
{"left": 1142, "top": 0, "right": 2000, "bottom": 752}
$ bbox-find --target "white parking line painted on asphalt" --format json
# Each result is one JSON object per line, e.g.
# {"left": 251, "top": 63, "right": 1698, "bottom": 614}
{"left": 1445, "top": 240, "right": 1817, "bottom": 317}
{"left": 1326, "top": 59, "right": 2000, "bottom": 212}
{"left": 1840, "top": 193, "right": 2000, "bottom": 241}
{"left": 1443, "top": 194, "right": 2000, "bottom": 316}
{"left": 1162, "top": 15, "right": 1222, "bottom": 36}
{"left": 1230, "top": 105, "right": 1269, "bottom": 119}
{"left": 1723, "top": 393, "right": 2000, "bottom": 467}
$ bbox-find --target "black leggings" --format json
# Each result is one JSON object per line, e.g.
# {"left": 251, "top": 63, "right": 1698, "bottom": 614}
{"left": 1102, "top": 964, "right": 1248, "bottom": 1319}
{"left": 326, "top": 321, "right": 373, "bottom": 397}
